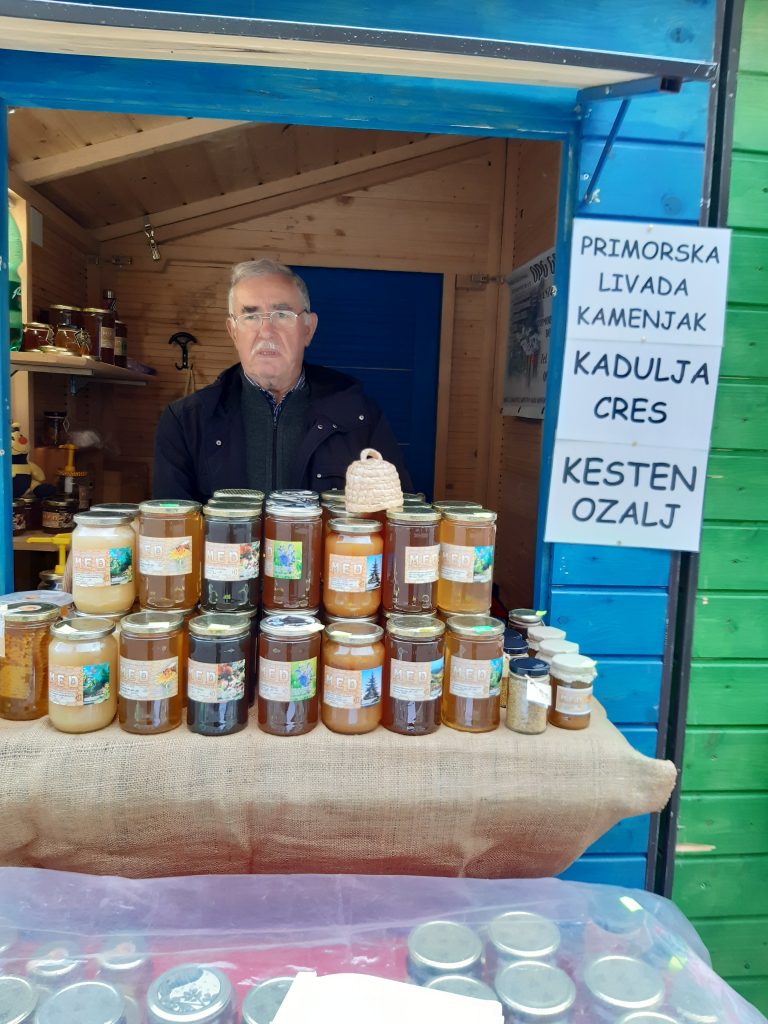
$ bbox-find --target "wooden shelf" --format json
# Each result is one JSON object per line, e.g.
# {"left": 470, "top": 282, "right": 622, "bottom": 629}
{"left": 12, "top": 530, "right": 70, "bottom": 553}
{"left": 10, "top": 351, "right": 151, "bottom": 386}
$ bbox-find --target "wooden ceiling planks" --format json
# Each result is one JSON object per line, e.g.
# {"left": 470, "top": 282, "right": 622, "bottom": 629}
{"left": 8, "top": 108, "right": 179, "bottom": 163}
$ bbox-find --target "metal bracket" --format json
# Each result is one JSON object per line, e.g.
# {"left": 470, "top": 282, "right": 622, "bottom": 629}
{"left": 88, "top": 254, "right": 134, "bottom": 268}
{"left": 581, "top": 98, "right": 631, "bottom": 206}
{"left": 144, "top": 220, "right": 161, "bottom": 262}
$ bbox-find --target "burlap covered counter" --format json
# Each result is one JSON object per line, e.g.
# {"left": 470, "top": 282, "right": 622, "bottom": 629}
{"left": 0, "top": 703, "right": 675, "bottom": 878}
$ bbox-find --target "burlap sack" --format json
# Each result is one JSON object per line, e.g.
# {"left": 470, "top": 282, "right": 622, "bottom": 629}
{"left": 0, "top": 703, "right": 675, "bottom": 879}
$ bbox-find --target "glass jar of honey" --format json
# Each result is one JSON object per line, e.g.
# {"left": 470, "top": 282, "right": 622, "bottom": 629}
{"left": 442, "top": 614, "right": 504, "bottom": 733}
{"left": 258, "top": 614, "right": 324, "bottom": 736}
{"left": 177, "top": 605, "right": 199, "bottom": 707}
{"left": 48, "top": 617, "right": 118, "bottom": 733}
{"left": 71, "top": 510, "right": 136, "bottom": 615}
{"left": 81, "top": 307, "right": 116, "bottom": 363}
{"left": 549, "top": 653, "right": 597, "bottom": 731}
{"left": 187, "top": 613, "right": 250, "bottom": 735}
{"left": 527, "top": 624, "right": 566, "bottom": 658}
{"left": 263, "top": 495, "right": 321, "bottom": 611}
{"left": 138, "top": 500, "right": 202, "bottom": 610}
{"left": 119, "top": 612, "right": 184, "bottom": 734}
{"left": 437, "top": 509, "right": 496, "bottom": 613}
{"left": 202, "top": 501, "right": 261, "bottom": 612}
{"left": 383, "top": 506, "right": 441, "bottom": 614}
{"left": 382, "top": 614, "right": 444, "bottom": 735}
{"left": 22, "top": 321, "right": 53, "bottom": 351}
{"left": 508, "top": 608, "right": 546, "bottom": 641}
{"left": 42, "top": 496, "right": 77, "bottom": 533}
{"left": 0, "top": 602, "right": 60, "bottom": 720}
{"left": 324, "top": 518, "right": 383, "bottom": 619}
{"left": 322, "top": 621, "right": 384, "bottom": 734}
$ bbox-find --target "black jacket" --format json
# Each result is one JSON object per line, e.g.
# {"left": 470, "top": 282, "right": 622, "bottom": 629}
{"left": 153, "top": 362, "right": 412, "bottom": 502}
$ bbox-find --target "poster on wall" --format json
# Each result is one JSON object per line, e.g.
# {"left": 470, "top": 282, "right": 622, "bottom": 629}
{"left": 503, "top": 248, "right": 556, "bottom": 419}
{"left": 545, "top": 219, "right": 731, "bottom": 553}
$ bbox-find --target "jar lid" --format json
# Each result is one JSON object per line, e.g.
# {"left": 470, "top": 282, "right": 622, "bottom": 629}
{"left": 40, "top": 569, "right": 64, "bottom": 584}
{"left": 494, "top": 961, "right": 576, "bottom": 1016}
{"left": 0, "top": 601, "right": 60, "bottom": 625}
{"left": 147, "top": 965, "right": 233, "bottom": 1024}
{"left": 189, "top": 613, "right": 251, "bottom": 640}
{"left": 37, "top": 981, "right": 125, "bottom": 1024}
{"left": 508, "top": 608, "right": 546, "bottom": 626}
{"left": 74, "top": 510, "right": 133, "bottom": 528}
{"left": 442, "top": 507, "right": 497, "bottom": 524}
{"left": 51, "top": 616, "right": 116, "bottom": 640}
{"left": 0, "top": 921, "right": 18, "bottom": 955}
{"left": 121, "top": 611, "right": 184, "bottom": 637}
{"left": 583, "top": 956, "right": 664, "bottom": 1011}
{"left": 423, "top": 975, "right": 499, "bottom": 1002}
{"left": 203, "top": 502, "right": 262, "bottom": 519}
{"left": 44, "top": 497, "right": 77, "bottom": 509}
{"left": 617, "top": 1014, "right": 682, "bottom": 1024}
{"left": 241, "top": 977, "right": 295, "bottom": 1024}
{"left": 90, "top": 503, "right": 140, "bottom": 516}
{"left": 49, "top": 305, "right": 80, "bottom": 311}
{"left": 95, "top": 935, "right": 150, "bottom": 974}
{"left": 265, "top": 497, "right": 322, "bottom": 518}
{"left": 509, "top": 657, "right": 550, "bottom": 679}
{"left": 0, "top": 975, "right": 37, "bottom": 1023}
{"left": 27, "top": 940, "right": 85, "bottom": 980}
{"left": 589, "top": 892, "right": 647, "bottom": 935}
{"left": 139, "top": 500, "right": 202, "bottom": 515}
{"left": 407, "top": 920, "right": 483, "bottom": 972}
{"left": 24, "top": 321, "right": 51, "bottom": 328}
{"left": 324, "top": 621, "right": 384, "bottom": 645}
{"left": 320, "top": 489, "right": 344, "bottom": 502}
{"left": 115, "top": 320, "right": 126, "bottom": 326}
{"left": 386, "top": 506, "right": 441, "bottom": 524}
{"left": 538, "top": 639, "right": 580, "bottom": 661}
{"left": 668, "top": 975, "right": 721, "bottom": 1024}
{"left": 488, "top": 911, "right": 561, "bottom": 960}
{"left": 386, "top": 614, "right": 445, "bottom": 640}
{"left": 432, "top": 500, "right": 482, "bottom": 510}
{"left": 503, "top": 628, "right": 527, "bottom": 654}
{"left": 328, "top": 517, "right": 382, "bottom": 534}
{"left": 261, "top": 614, "right": 324, "bottom": 639}
{"left": 264, "top": 607, "right": 319, "bottom": 619}
{"left": 551, "top": 653, "right": 597, "bottom": 683}
{"left": 268, "top": 489, "right": 320, "bottom": 505}
{"left": 527, "top": 625, "right": 566, "bottom": 648}
{"left": 82, "top": 307, "right": 111, "bottom": 314}
{"left": 212, "top": 488, "right": 265, "bottom": 502}
{"left": 445, "top": 614, "right": 504, "bottom": 639}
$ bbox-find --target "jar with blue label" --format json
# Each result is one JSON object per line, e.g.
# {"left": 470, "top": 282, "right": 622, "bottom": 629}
{"left": 437, "top": 509, "right": 497, "bottom": 614}
{"left": 48, "top": 617, "right": 118, "bottom": 733}
{"left": 442, "top": 615, "right": 504, "bottom": 733}
{"left": 382, "top": 614, "right": 445, "bottom": 735}
{"left": 321, "top": 621, "right": 384, "bottom": 735}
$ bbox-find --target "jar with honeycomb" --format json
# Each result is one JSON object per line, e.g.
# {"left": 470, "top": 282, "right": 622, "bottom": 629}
{"left": 0, "top": 602, "right": 60, "bottom": 720}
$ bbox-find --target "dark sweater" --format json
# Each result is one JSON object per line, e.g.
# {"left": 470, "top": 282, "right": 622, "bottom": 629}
{"left": 240, "top": 370, "right": 311, "bottom": 492}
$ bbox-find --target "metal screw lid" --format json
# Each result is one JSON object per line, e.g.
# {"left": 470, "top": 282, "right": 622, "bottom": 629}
{"left": 73, "top": 510, "right": 134, "bottom": 528}
{"left": 120, "top": 612, "right": 184, "bottom": 638}
{"left": 441, "top": 507, "right": 497, "bottom": 523}
{"left": 51, "top": 617, "right": 116, "bottom": 641}
{"left": 139, "top": 500, "right": 202, "bottom": 515}
{"left": 95, "top": 934, "right": 150, "bottom": 974}
{"left": 0, "top": 601, "right": 60, "bottom": 625}
{"left": 508, "top": 608, "right": 546, "bottom": 626}
{"left": 494, "top": 961, "right": 576, "bottom": 1017}
{"left": 445, "top": 615, "right": 504, "bottom": 639}
{"left": 488, "top": 911, "right": 561, "bottom": 960}
{"left": 261, "top": 614, "right": 324, "bottom": 639}
{"left": 385, "top": 506, "right": 441, "bottom": 524}
{"left": 423, "top": 975, "right": 499, "bottom": 1002}
{"left": 241, "top": 977, "right": 295, "bottom": 1024}
{"left": 0, "top": 975, "right": 37, "bottom": 1024}
{"left": 328, "top": 517, "right": 382, "bottom": 534}
{"left": 90, "top": 504, "right": 140, "bottom": 517}
{"left": 147, "top": 965, "right": 233, "bottom": 1024}
{"left": 432, "top": 500, "right": 482, "bottom": 511}
{"left": 26, "top": 940, "right": 85, "bottom": 981}
{"left": 324, "top": 621, "right": 384, "bottom": 645}
{"left": 407, "top": 920, "right": 483, "bottom": 973}
{"left": 212, "top": 489, "right": 265, "bottom": 502}
{"left": 589, "top": 892, "right": 648, "bottom": 935}
{"left": 202, "top": 502, "right": 261, "bottom": 519}
{"left": 385, "top": 614, "right": 445, "bottom": 640}
{"left": 583, "top": 956, "right": 664, "bottom": 1011}
{"left": 668, "top": 974, "right": 722, "bottom": 1024}
{"left": 617, "top": 1014, "right": 682, "bottom": 1024}
{"left": 36, "top": 981, "right": 125, "bottom": 1024}
{"left": 189, "top": 613, "right": 251, "bottom": 641}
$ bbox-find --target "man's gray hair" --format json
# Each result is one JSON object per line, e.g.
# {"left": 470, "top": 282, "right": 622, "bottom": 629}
{"left": 228, "top": 258, "right": 311, "bottom": 314}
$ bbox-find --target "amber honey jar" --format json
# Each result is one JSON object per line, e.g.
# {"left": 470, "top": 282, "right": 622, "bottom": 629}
{"left": 258, "top": 613, "right": 324, "bottom": 736}
{"left": 382, "top": 614, "right": 445, "bottom": 736}
{"left": 383, "top": 506, "right": 441, "bottom": 614}
{"left": 138, "top": 500, "right": 203, "bottom": 610}
{"left": 22, "top": 322, "right": 53, "bottom": 351}
{"left": 262, "top": 493, "right": 321, "bottom": 611}
{"left": 119, "top": 611, "right": 184, "bottom": 734}
{"left": 42, "top": 496, "right": 77, "bottom": 533}
{"left": 549, "top": 653, "right": 597, "bottom": 730}
{"left": 437, "top": 508, "right": 497, "bottom": 613}
{"left": 442, "top": 614, "right": 504, "bottom": 733}
{"left": 508, "top": 608, "right": 546, "bottom": 641}
{"left": 202, "top": 501, "right": 261, "bottom": 612}
{"left": 322, "top": 620, "right": 384, "bottom": 734}
{"left": 187, "top": 613, "right": 250, "bottom": 735}
{"left": 323, "top": 517, "right": 383, "bottom": 619}
{"left": 0, "top": 602, "right": 60, "bottom": 720}
{"left": 81, "top": 307, "right": 116, "bottom": 363}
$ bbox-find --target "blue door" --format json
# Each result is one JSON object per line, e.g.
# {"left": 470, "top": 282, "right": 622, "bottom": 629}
{"left": 293, "top": 266, "right": 442, "bottom": 498}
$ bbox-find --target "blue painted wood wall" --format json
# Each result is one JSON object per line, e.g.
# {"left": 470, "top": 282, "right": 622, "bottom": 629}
{"left": 0, "top": 0, "right": 717, "bottom": 888}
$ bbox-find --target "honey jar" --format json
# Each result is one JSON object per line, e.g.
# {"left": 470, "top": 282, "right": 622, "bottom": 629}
{"left": 42, "top": 496, "right": 77, "bottom": 533}
{"left": 258, "top": 613, "right": 324, "bottom": 736}
{"left": 549, "top": 653, "right": 597, "bottom": 730}
{"left": 442, "top": 614, "right": 504, "bottom": 733}
{"left": 71, "top": 510, "right": 136, "bottom": 615}
{"left": 114, "top": 320, "right": 128, "bottom": 367}
{"left": 437, "top": 508, "right": 496, "bottom": 613}
{"left": 119, "top": 612, "right": 184, "bottom": 734}
{"left": 21, "top": 321, "right": 53, "bottom": 351}
{"left": 322, "top": 620, "right": 384, "bottom": 734}
{"left": 0, "top": 601, "right": 60, "bottom": 720}
{"left": 81, "top": 306, "right": 116, "bottom": 363}
{"left": 323, "top": 517, "right": 383, "bottom": 618}
{"left": 382, "top": 614, "right": 444, "bottom": 736}
{"left": 138, "top": 500, "right": 203, "bottom": 610}
{"left": 263, "top": 493, "right": 322, "bottom": 611}
{"left": 187, "top": 613, "right": 250, "bottom": 735}
{"left": 508, "top": 608, "right": 546, "bottom": 641}
{"left": 383, "top": 506, "right": 441, "bottom": 614}
{"left": 48, "top": 617, "right": 118, "bottom": 733}
{"left": 202, "top": 501, "right": 261, "bottom": 612}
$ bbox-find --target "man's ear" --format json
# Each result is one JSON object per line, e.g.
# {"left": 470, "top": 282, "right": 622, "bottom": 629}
{"left": 304, "top": 312, "right": 318, "bottom": 348}
{"left": 225, "top": 315, "right": 237, "bottom": 344}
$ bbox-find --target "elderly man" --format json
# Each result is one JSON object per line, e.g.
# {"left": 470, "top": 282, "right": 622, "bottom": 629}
{"left": 153, "top": 259, "right": 411, "bottom": 501}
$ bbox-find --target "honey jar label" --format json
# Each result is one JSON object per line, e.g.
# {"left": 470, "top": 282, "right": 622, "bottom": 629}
{"left": 99, "top": 325, "right": 115, "bottom": 350}
{"left": 323, "top": 665, "right": 382, "bottom": 709}
{"left": 264, "top": 539, "right": 303, "bottom": 579}
{"left": 390, "top": 657, "right": 444, "bottom": 701}
{"left": 42, "top": 510, "right": 74, "bottom": 529}
{"left": 555, "top": 684, "right": 593, "bottom": 715}
{"left": 448, "top": 655, "right": 503, "bottom": 699}
{"left": 139, "top": 535, "right": 193, "bottom": 576}
{"left": 114, "top": 336, "right": 127, "bottom": 356}
{"left": 48, "top": 662, "right": 111, "bottom": 706}
{"left": 119, "top": 656, "right": 179, "bottom": 700}
{"left": 205, "top": 541, "right": 260, "bottom": 581}
{"left": 328, "top": 553, "right": 382, "bottom": 592}
{"left": 187, "top": 658, "right": 246, "bottom": 703}
{"left": 404, "top": 545, "right": 440, "bottom": 583}
{"left": 74, "top": 546, "right": 133, "bottom": 587}
{"left": 439, "top": 543, "right": 494, "bottom": 583}
{"left": 259, "top": 656, "right": 317, "bottom": 702}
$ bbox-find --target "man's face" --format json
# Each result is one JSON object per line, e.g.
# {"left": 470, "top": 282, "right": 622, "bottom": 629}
{"left": 226, "top": 273, "right": 317, "bottom": 392}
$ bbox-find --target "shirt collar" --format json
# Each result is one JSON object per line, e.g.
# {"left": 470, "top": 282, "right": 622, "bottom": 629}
{"left": 243, "top": 365, "right": 306, "bottom": 404}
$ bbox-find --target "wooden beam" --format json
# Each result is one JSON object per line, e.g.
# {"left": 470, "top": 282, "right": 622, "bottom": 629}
{"left": 97, "top": 136, "right": 488, "bottom": 244}
{"left": 7, "top": 170, "right": 95, "bottom": 249}
{"left": 12, "top": 118, "right": 247, "bottom": 185}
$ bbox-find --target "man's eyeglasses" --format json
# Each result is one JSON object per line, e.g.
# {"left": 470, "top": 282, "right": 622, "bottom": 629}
{"left": 230, "top": 309, "right": 309, "bottom": 329}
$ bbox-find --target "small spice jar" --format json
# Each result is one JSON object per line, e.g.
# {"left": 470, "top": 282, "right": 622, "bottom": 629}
{"left": 202, "top": 501, "right": 261, "bottom": 612}
{"left": 437, "top": 508, "right": 497, "bottom": 614}
{"left": 507, "top": 608, "right": 546, "bottom": 641}
{"left": 241, "top": 977, "right": 294, "bottom": 1024}
{"left": 11, "top": 500, "right": 25, "bottom": 536}
{"left": 506, "top": 657, "right": 550, "bottom": 735}
{"left": 138, "top": 500, "right": 203, "bottom": 611}
{"left": 407, "top": 920, "right": 484, "bottom": 984}
{"left": 549, "top": 653, "right": 597, "bottom": 730}
{"left": 147, "top": 965, "right": 234, "bottom": 1024}
{"left": 72, "top": 510, "right": 136, "bottom": 615}
{"left": 95, "top": 934, "right": 153, "bottom": 998}
{"left": 258, "top": 614, "right": 324, "bottom": 736}
{"left": 187, "top": 613, "right": 250, "bottom": 736}
{"left": 37, "top": 981, "right": 126, "bottom": 1024}
{"left": 119, "top": 612, "right": 184, "bottom": 734}
{"left": 0, "top": 975, "right": 37, "bottom": 1023}
{"left": 500, "top": 627, "right": 527, "bottom": 707}
{"left": 323, "top": 517, "right": 383, "bottom": 619}
{"left": 494, "top": 961, "right": 576, "bottom": 1023}
{"left": 81, "top": 307, "right": 116, "bottom": 363}
{"left": 48, "top": 617, "right": 118, "bottom": 733}
{"left": 263, "top": 493, "right": 322, "bottom": 611}
{"left": 382, "top": 614, "right": 445, "bottom": 736}
{"left": 322, "top": 620, "right": 384, "bottom": 735}
{"left": 487, "top": 912, "right": 561, "bottom": 969}
{"left": 41, "top": 495, "right": 77, "bottom": 533}
{"left": 583, "top": 956, "right": 664, "bottom": 1022}
{"left": 26, "top": 939, "right": 87, "bottom": 995}
{"left": 442, "top": 614, "right": 504, "bottom": 733}
{"left": 114, "top": 320, "right": 128, "bottom": 367}
{"left": 538, "top": 638, "right": 580, "bottom": 666}
{"left": 382, "top": 505, "right": 441, "bottom": 614}
{"left": 527, "top": 624, "right": 566, "bottom": 659}
{"left": 0, "top": 601, "right": 60, "bottom": 721}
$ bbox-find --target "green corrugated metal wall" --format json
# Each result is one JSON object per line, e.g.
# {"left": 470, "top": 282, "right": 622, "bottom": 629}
{"left": 673, "top": 0, "right": 768, "bottom": 1013}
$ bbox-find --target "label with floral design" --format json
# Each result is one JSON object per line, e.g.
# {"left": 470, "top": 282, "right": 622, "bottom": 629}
{"left": 74, "top": 546, "right": 133, "bottom": 587}
{"left": 139, "top": 535, "right": 192, "bottom": 576}
{"left": 259, "top": 656, "right": 317, "bottom": 702}
{"left": 439, "top": 543, "right": 494, "bottom": 584}
{"left": 264, "top": 539, "right": 302, "bottom": 580}
{"left": 390, "top": 657, "right": 444, "bottom": 701}
{"left": 187, "top": 658, "right": 245, "bottom": 703}
{"left": 119, "top": 656, "right": 179, "bottom": 700}
{"left": 448, "top": 656, "right": 503, "bottom": 699}
{"left": 205, "top": 541, "right": 260, "bottom": 581}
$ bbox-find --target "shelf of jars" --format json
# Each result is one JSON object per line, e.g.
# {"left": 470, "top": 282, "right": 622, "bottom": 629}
{"left": 12, "top": 530, "right": 61, "bottom": 553}
{"left": 10, "top": 351, "right": 150, "bottom": 386}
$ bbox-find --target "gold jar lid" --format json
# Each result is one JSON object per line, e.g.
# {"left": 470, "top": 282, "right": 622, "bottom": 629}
{"left": 265, "top": 497, "right": 322, "bottom": 519}
{"left": 445, "top": 614, "right": 504, "bottom": 639}
{"left": 189, "top": 612, "right": 251, "bottom": 640}
{"left": 508, "top": 608, "right": 546, "bottom": 626}
{"left": 386, "top": 505, "right": 440, "bottom": 524}
{"left": 81, "top": 306, "right": 110, "bottom": 314}
{"left": 49, "top": 304, "right": 81, "bottom": 311}
{"left": 324, "top": 621, "right": 383, "bottom": 645}
{"left": 121, "top": 611, "right": 184, "bottom": 638}
{"left": 24, "top": 321, "right": 51, "bottom": 329}
{"left": 203, "top": 501, "right": 261, "bottom": 519}
{"left": 0, "top": 601, "right": 60, "bottom": 625}
{"left": 90, "top": 503, "right": 140, "bottom": 518}
{"left": 212, "top": 488, "right": 265, "bottom": 502}
{"left": 432, "top": 500, "right": 482, "bottom": 511}
{"left": 261, "top": 614, "right": 324, "bottom": 639}
{"left": 320, "top": 489, "right": 344, "bottom": 502}
{"left": 73, "top": 510, "right": 133, "bottom": 528}
{"left": 51, "top": 617, "right": 116, "bottom": 640}
{"left": 442, "top": 507, "right": 497, "bottom": 524}
{"left": 139, "top": 499, "right": 202, "bottom": 515}
{"left": 329, "top": 517, "right": 382, "bottom": 534}
{"left": 386, "top": 614, "right": 445, "bottom": 640}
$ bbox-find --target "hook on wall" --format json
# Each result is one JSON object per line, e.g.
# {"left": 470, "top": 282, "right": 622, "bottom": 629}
{"left": 168, "top": 331, "right": 198, "bottom": 371}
